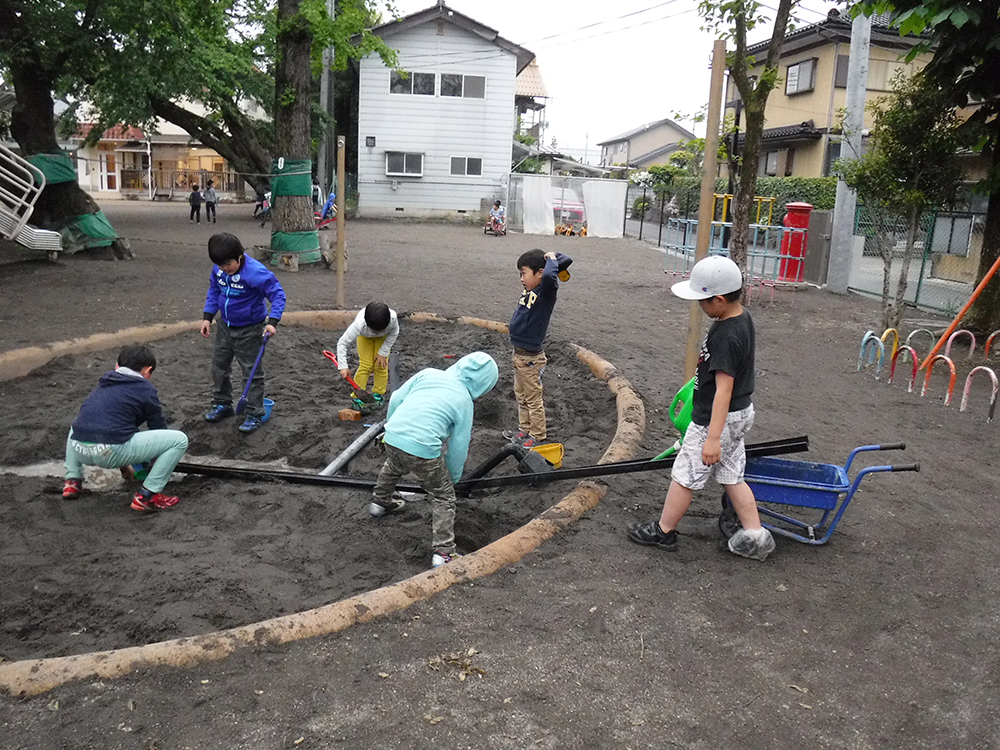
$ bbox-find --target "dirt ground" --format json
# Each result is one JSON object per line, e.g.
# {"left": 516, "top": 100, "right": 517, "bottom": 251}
{"left": 1, "top": 202, "right": 999, "bottom": 749}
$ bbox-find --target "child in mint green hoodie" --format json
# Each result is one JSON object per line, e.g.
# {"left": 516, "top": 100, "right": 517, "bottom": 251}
{"left": 369, "top": 351, "right": 499, "bottom": 568}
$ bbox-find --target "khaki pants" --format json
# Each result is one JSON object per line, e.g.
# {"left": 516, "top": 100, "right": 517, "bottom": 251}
{"left": 512, "top": 349, "right": 547, "bottom": 440}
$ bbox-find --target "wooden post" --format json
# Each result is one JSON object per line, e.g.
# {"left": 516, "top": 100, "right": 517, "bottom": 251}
{"left": 684, "top": 39, "right": 727, "bottom": 380}
{"left": 336, "top": 136, "right": 346, "bottom": 308}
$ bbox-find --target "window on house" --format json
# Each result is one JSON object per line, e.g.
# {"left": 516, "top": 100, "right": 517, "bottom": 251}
{"left": 763, "top": 151, "right": 779, "bottom": 176}
{"left": 450, "top": 157, "right": 483, "bottom": 176}
{"left": 385, "top": 152, "right": 423, "bottom": 177}
{"left": 390, "top": 71, "right": 435, "bottom": 95}
{"left": 867, "top": 59, "right": 911, "bottom": 91}
{"left": 785, "top": 59, "right": 817, "bottom": 95}
{"left": 441, "top": 74, "right": 486, "bottom": 98}
{"left": 835, "top": 55, "right": 850, "bottom": 88}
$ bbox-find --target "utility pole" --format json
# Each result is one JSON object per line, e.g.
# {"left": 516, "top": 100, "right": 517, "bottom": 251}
{"left": 827, "top": 12, "right": 872, "bottom": 293}
{"left": 684, "top": 39, "right": 727, "bottom": 380}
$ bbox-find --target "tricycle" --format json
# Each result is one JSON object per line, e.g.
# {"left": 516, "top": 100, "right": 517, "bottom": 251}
{"left": 719, "top": 442, "right": 920, "bottom": 545}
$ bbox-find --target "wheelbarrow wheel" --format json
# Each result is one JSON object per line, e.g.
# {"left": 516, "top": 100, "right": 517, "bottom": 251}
{"left": 718, "top": 492, "right": 742, "bottom": 539}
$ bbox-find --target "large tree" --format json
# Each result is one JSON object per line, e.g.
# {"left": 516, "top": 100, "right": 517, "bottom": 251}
{"left": 835, "top": 72, "right": 965, "bottom": 330}
{"left": 699, "top": 0, "right": 797, "bottom": 271}
{"left": 864, "top": 0, "right": 1000, "bottom": 331}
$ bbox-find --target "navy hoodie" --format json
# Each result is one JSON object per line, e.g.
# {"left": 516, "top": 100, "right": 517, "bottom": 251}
{"left": 509, "top": 253, "right": 570, "bottom": 352}
{"left": 70, "top": 369, "right": 168, "bottom": 444}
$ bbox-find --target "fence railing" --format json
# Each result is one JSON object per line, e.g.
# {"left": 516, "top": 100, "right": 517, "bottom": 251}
{"left": 661, "top": 217, "right": 809, "bottom": 284}
{"left": 120, "top": 169, "right": 247, "bottom": 196}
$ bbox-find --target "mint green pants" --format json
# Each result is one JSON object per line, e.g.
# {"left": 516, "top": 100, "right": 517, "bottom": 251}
{"left": 64, "top": 429, "right": 189, "bottom": 493}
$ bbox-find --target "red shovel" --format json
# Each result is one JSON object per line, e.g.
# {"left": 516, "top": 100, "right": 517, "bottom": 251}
{"left": 322, "top": 350, "right": 375, "bottom": 403}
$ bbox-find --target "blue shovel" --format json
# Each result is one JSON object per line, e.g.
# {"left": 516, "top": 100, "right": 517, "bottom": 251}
{"left": 236, "top": 332, "right": 272, "bottom": 415}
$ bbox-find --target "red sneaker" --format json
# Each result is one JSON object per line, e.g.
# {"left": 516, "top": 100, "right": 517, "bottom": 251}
{"left": 131, "top": 491, "right": 180, "bottom": 511}
{"left": 62, "top": 479, "right": 82, "bottom": 500}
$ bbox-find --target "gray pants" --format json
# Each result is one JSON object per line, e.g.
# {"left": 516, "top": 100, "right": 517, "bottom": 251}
{"left": 373, "top": 443, "right": 457, "bottom": 554}
{"left": 212, "top": 320, "right": 267, "bottom": 417}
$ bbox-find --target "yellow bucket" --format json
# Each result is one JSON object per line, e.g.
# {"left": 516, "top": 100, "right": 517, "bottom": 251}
{"left": 530, "top": 442, "right": 564, "bottom": 469}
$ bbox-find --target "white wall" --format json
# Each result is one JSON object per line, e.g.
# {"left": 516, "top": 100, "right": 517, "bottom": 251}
{"left": 357, "top": 21, "right": 517, "bottom": 218}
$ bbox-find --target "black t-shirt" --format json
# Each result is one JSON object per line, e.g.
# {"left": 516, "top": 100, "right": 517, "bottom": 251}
{"left": 691, "top": 310, "right": 755, "bottom": 426}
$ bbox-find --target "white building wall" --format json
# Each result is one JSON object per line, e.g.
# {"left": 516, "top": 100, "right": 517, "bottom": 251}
{"left": 357, "top": 21, "right": 517, "bottom": 218}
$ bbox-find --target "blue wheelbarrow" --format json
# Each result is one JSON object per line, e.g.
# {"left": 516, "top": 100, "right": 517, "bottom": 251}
{"left": 719, "top": 443, "right": 920, "bottom": 545}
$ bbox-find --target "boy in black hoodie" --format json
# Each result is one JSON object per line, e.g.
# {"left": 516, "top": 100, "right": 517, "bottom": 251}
{"left": 504, "top": 249, "right": 571, "bottom": 448}
{"left": 62, "top": 344, "right": 189, "bottom": 511}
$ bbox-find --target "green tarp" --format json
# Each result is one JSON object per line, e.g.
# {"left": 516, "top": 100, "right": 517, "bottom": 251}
{"left": 61, "top": 210, "right": 118, "bottom": 251}
{"left": 270, "top": 158, "right": 312, "bottom": 198}
{"left": 27, "top": 152, "right": 77, "bottom": 185}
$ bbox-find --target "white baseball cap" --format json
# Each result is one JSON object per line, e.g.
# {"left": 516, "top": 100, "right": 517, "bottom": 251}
{"left": 671, "top": 256, "right": 744, "bottom": 300}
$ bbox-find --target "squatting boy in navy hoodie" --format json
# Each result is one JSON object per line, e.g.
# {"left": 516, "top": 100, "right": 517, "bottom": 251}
{"left": 63, "top": 344, "right": 189, "bottom": 511}
{"left": 505, "top": 249, "right": 572, "bottom": 447}
{"left": 200, "top": 232, "right": 286, "bottom": 433}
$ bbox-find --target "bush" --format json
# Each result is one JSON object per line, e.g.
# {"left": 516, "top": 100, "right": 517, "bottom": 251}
{"left": 754, "top": 176, "right": 838, "bottom": 212}
{"left": 632, "top": 196, "right": 652, "bottom": 219}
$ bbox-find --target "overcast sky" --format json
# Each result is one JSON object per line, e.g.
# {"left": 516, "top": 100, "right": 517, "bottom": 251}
{"left": 383, "top": 0, "right": 839, "bottom": 162}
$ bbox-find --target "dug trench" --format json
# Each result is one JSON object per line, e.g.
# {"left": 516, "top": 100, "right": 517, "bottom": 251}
{"left": 0, "top": 318, "right": 622, "bottom": 662}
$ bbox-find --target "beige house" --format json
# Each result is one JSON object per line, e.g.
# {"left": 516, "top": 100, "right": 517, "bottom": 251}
{"left": 597, "top": 118, "right": 696, "bottom": 169}
{"left": 728, "top": 10, "right": 931, "bottom": 179}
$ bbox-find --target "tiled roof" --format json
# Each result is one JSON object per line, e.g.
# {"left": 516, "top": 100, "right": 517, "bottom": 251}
{"left": 516, "top": 59, "right": 548, "bottom": 98}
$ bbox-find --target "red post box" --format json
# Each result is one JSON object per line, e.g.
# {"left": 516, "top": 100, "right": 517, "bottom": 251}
{"left": 778, "top": 202, "right": 813, "bottom": 282}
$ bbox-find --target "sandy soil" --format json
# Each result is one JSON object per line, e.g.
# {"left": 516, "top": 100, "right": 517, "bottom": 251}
{"left": 1, "top": 202, "right": 999, "bottom": 749}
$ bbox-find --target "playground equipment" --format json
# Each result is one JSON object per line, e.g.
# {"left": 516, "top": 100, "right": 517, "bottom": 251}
{"left": 960, "top": 367, "right": 999, "bottom": 422}
{"left": 881, "top": 328, "right": 900, "bottom": 361}
{"left": 888, "top": 345, "right": 920, "bottom": 392}
{"left": 719, "top": 443, "right": 919, "bottom": 545}
{"left": 921, "top": 354, "right": 957, "bottom": 406}
{"left": 857, "top": 331, "right": 886, "bottom": 379}
{"left": 0, "top": 142, "right": 62, "bottom": 259}
{"left": 944, "top": 329, "right": 975, "bottom": 360}
{"left": 905, "top": 329, "right": 936, "bottom": 352}
{"left": 984, "top": 331, "right": 1000, "bottom": 361}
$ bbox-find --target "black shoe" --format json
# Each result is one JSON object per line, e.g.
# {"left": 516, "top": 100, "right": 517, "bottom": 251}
{"left": 627, "top": 520, "right": 678, "bottom": 550}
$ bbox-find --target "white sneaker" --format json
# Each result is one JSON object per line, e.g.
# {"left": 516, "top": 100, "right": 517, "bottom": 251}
{"left": 432, "top": 550, "right": 461, "bottom": 567}
{"left": 368, "top": 497, "right": 405, "bottom": 517}
{"left": 728, "top": 527, "right": 775, "bottom": 561}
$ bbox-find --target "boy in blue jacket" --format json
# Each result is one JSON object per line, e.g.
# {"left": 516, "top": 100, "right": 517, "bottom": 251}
{"left": 370, "top": 352, "right": 499, "bottom": 568}
{"left": 505, "top": 249, "right": 571, "bottom": 448}
{"left": 200, "top": 233, "right": 286, "bottom": 433}
{"left": 62, "top": 344, "right": 189, "bottom": 511}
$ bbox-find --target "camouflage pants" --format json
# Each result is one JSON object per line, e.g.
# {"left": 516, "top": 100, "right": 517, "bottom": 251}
{"left": 372, "top": 443, "right": 457, "bottom": 554}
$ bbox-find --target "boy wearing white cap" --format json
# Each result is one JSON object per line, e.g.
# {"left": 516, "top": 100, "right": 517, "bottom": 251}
{"left": 628, "top": 255, "right": 775, "bottom": 561}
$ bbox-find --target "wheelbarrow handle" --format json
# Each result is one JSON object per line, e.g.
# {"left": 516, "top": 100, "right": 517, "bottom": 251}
{"left": 890, "top": 462, "right": 921, "bottom": 472}
{"left": 877, "top": 442, "right": 906, "bottom": 451}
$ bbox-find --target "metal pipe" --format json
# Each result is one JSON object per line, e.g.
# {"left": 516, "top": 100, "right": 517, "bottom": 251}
{"left": 319, "top": 420, "right": 385, "bottom": 476}
{"left": 175, "top": 436, "right": 808, "bottom": 494}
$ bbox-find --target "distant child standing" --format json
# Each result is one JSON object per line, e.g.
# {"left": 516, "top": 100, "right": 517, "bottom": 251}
{"left": 504, "top": 249, "right": 572, "bottom": 448}
{"left": 335, "top": 302, "right": 399, "bottom": 404}
{"left": 200, "top": 233, "right": 286, "bottom": 433}
{"left": 62, "top": 344, "right": 189, "bottom": 511}
{"left": 370, "top": 352, "right": 499, "bottom": 568}
{"left": 627, "top": 256, "right": 775, "bottom": 561}
{"left": 204, "top": 179, "right": 218, "bottom": 223}
{"left": 189, "top": 184, "right": 203, "bottom": 224}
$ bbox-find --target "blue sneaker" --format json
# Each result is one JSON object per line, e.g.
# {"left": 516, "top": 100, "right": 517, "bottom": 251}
{"left": 205, "top": 404, "right": 234, "bottom": 422}
{"left": 238, "top": 415, "right": 264, "bottom": 433}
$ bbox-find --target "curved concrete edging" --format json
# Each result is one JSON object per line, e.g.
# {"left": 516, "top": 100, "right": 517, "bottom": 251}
{"left": 0, "top": 313, "right": 646, "bottom": 697}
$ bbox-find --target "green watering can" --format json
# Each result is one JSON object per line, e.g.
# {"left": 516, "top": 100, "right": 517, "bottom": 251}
{"left": 654, "top": 377, "right": 695, "bottom": 461}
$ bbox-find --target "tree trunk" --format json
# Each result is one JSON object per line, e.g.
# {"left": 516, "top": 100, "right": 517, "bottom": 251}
{"left": 9, "top": 62, "right": 102, "bottom": 229}
{"left": 890, "top": 205, "right": 921, "bottom": 330}
{"left": 968, "top": 141, "right": 1000, "bottom": 333}
{"left": 730, "top": 101, "right": 764, "bottom": 271}
{"left": 273, "top": 0, "right": 316, "bottom": 236}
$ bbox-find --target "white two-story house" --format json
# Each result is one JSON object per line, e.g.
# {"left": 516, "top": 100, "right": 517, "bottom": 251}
{"left": 356, "top": 1, "right": 533, "bottom": 218}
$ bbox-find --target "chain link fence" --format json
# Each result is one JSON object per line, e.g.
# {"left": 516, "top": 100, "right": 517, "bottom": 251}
{"left": 848, "top": 204, "right": 981, "bottom": 316}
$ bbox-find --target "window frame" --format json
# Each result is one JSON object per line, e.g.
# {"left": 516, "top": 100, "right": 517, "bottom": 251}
{"left": 450, "top": 156, "right": 483, "bottom": 176}
{"left": 389, "top": 71, "right": 436, "bottom": 96}
{"left": 385, "top": 151, "right": 424, "bottom": 177}
{"left": 440, "top": 73, "right": 487, "bottom": 99}
{"left": 785, "top": 58, "right": 817, "bottom": 95}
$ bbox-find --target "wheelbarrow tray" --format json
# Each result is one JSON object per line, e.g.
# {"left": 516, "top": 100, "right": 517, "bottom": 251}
{"left": 744, "top": 456, "right": 849, "bottom": 511}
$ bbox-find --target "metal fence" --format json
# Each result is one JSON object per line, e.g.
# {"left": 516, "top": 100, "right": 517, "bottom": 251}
{"left": 120, "top": 168, "right": 248, "bottom": 198}
{"left": 848, "top": 204, "right": 980, "bottom": 316}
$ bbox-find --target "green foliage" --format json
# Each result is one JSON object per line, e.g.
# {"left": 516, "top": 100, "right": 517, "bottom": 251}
{"left": 515, "top": 133, "right": 536, "bottom": 146}
{"left": 754, "top": 177, "right": 838, "bottom": 211}
{"left": 514, "top": 157, "right": 545, "bottom": 174}
{"left": 834, "top": 72, "right": 965, "bottom": 214}
{"left": 632, "top": 195, "right": 652, "bottom": 219}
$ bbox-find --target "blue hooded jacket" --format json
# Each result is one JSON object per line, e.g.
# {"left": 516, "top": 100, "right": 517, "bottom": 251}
{"left": 382, "top": 352, "right": 499, "bottom": 483}
{"left": 70, "top": 369, "right": 168, "bottom": 444}
{"left": 203, "top": 255, "right": 287, "bottom": 328}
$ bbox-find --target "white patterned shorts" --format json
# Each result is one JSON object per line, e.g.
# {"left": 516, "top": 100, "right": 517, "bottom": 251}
{"left": 670, "top": 405, "right": 755, "bottom": 490}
